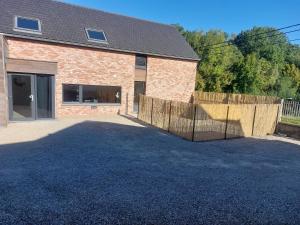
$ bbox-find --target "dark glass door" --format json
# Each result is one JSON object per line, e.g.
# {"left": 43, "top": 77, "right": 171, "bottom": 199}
{"left": 36, "top": 75, "right": 53, "bottom": 119}
{"left": 9, "top": 74, "right": 54, "bottom": 121}
{"left": 10, "top": 74, "right": 34, "bottom": 120}
{"left": 133, "top": 81, "right": 146, "bottom": 112}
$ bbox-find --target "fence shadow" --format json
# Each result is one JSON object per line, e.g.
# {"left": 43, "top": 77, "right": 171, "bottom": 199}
{"left": 0, "top": 120, "right": 300, "bottom": 224}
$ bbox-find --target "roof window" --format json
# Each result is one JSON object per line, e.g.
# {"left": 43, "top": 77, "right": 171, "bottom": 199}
{"left": 15, "top": 16, "right": 41, "bottom": 33}
{"left": 85, "top": 28, "right": 107, "bottom": 43}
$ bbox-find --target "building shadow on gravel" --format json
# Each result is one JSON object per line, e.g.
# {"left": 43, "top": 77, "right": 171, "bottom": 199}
{"left": 0, "top": 120, "right": 300, "bottom": 225}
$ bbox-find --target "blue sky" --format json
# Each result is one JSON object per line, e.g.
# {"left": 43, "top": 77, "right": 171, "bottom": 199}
{"left": 63, "top": 0, "right": 300, "bottom": 43}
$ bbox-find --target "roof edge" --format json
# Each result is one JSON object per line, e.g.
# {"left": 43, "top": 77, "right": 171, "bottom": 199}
{"left": 2, "top": 33, "right": 200, "bottom": 62}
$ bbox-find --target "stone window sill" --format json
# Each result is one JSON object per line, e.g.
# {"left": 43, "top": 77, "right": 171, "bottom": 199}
{"left": 62, "top": 103, "right": 121, "bottom": 107}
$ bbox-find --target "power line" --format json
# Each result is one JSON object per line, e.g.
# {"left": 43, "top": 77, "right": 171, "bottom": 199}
{"left": 290, "top": 38, "right": 300, "bottom": 43}
{"left": 204, "top": 37, "right": 300, "bottom": 58}
{"left": 289, "top": 38, "right": 300, "bottom": 42}
{"left": 205, "top": 28, "right": 300, "bottom": 51}
{"left": 201, "top": 23, "right": 300, "bottom": 49}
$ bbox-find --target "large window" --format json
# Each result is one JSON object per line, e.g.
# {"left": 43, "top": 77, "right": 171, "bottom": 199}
{"left": 15, "top": 16, "right": 41, "bottom": 33}
{"left": 63, "top": 84, "right": 121, "bottom": 104}
{"left": 135, "top": 55, "right": 147, "bottom": 69}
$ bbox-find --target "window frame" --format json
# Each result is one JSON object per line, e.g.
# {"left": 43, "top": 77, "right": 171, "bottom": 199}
{"left": 62, "top": 84, "right": 121, "bottom": 105}
{"left": 135, "top": 54, "right": 147, "bottom": 70}
{"left": 14, "top": 16, "right": 42, "bottom": 34}
{"left": 85, "top": 28, "right": 108, "bottom": 43}
{"left": 62, "top": 84, "right": 81, "bottom": 103}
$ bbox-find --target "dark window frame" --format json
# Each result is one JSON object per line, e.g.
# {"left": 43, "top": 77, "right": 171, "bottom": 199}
{"left": 85, "top": 28, "right": 108, "bottom": 43}
{"left": 14, "top": 16, "right": 42, "bottom": 34}
{"left": 62, "top": 84, "right": 121, "bottom": 105}
{"left": 135, "top": 55, "right": 147, "bottom": 69}
{"left": 62, "top": 84, "right": 80, "bottom": 103}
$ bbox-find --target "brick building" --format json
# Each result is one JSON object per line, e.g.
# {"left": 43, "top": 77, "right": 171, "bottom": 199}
{"left": 0, "top": 0, "right": 198, "bottom": 126}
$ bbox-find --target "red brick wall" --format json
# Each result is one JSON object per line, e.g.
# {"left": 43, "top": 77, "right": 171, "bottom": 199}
{"left": 7, "top": 38, "right": 135, "bottom": 117}
{"left": 147, "top": 57, "right": 197, "bottom": 102}
{"left": 6, "top": 38, "right": 197, "bottom": 118}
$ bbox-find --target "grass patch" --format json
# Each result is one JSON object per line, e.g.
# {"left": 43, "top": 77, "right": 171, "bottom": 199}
{"left": 281, "top": 117, "right": 300, "bottom": 126}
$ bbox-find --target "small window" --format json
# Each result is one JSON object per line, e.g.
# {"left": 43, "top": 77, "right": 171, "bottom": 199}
{"left": 15, "top": 16, "right": 41, "bottom": 33}
{"left": 63, "top": 84, "right": 80, "bottom": 103}
{"left": 135, "top": 55, "right": 147, "bottom": 69}
{"left": 85, "top": 29, "right": 107, "bottom": 42}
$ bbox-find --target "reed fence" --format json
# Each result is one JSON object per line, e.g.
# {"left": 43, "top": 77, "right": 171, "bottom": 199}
{"left": 138, "top": 95, "right": 280, "bottom": 142}
{"left": 193, "top": 91, "right": 281, "bottom": 104}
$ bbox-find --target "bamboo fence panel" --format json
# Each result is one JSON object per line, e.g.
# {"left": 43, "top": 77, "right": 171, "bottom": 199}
{"left": 193, "top": 91, "right": 228, "bottom": 104}
{"left": 226, "top": 104, "right": 256, "bottom": 138}
{"left": 253, "top": 104, "right": 280, "bottom": 136}
{"left": 138, "top": 95, "right": 280, "bottom": 141}
{"left": 152, "top": 98, "right": 171, "bottom": 130}
{"left": 193, "top": 104, "right": 228, "bottom": 141}
{"left": 193, "top": 91, "right": 281, "bottom": 104}
{"left": 169, "top": 101, "right": 194, "bottom": 140}
{"left": 137, "top": 95, "right": 152, "bottom": 124}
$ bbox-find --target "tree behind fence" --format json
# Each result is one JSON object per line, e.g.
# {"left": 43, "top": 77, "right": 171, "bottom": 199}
{"left": 138, "top": 95, "right": 280, "bottom": 142}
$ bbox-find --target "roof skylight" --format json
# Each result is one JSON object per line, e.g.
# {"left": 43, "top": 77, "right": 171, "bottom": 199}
{"left": 15, "top": 16, "right": 41, "bottom": 33}
{"left": 85, "top": 28, "right": 107, "bottom": 43}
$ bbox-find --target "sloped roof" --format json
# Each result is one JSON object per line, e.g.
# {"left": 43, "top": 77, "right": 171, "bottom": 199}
{"left": 0, "top": 0, "right": 199, "bottom": 61}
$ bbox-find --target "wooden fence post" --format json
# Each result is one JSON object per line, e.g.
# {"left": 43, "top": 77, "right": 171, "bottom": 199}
{"left": 275, "top": 104, "right": 281, "bottom": 126}
{"left": 224, "top": 105, "right": 230, "bottom": 139}
{"left": 251, "top": 105, "right": 257, "bottom": 136}
{"left": 192, "top": 105, "right": 197, "bottom": 142}
{"left": 137, "top": 94, "right": 140, "bottom": 115}
{"left": 150, "top": 98, "right": 154, "bottom": 125}
{"left": 137, "top": 94, "right": 140, "bottom": 119}
{"left": 168, "top": 101, "right": 172, "bottom": 132}
{"left": 126, "top": 93, "right": 128, "bottom": 115}
{"left": 278, "top": 99, "right": 284, "bottom": 122}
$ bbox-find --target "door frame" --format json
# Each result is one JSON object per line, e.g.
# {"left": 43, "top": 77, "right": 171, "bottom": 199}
{"left": 133, "top": 81, "right": 146, "bottom": 113}
{"left": 7, "top": 73, "right": 55, "bottom": 121}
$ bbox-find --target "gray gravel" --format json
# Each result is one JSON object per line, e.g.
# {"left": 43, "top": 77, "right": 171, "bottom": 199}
{"left": 0, "top": 117, "right": 300, "bottom": 225}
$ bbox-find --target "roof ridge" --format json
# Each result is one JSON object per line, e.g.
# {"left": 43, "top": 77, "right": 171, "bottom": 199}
{"left": 53, "top": 0, "right": 176, "bottom": 29}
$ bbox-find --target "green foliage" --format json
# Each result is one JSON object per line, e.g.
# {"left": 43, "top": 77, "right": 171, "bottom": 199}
{"left": 234, "top": 27, "right": 288, "bottom": 66}
{"left": 176, "top": 25, "right": 300, "bottom": 99}
{"left": 231, "top": 54, "right": 279, "bottom": 95}
{"left": 286, "top": 45, "right": 300, "bottom": 67}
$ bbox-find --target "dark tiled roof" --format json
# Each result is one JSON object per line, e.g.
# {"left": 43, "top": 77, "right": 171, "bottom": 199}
{"left": 0, "top": 0, "right": 199, "bottom": 61}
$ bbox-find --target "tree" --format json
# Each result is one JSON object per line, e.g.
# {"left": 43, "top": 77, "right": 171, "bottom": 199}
{"left": 180, "top": 29, "right": 243, "bottom": 92}
{"left": 275, "top": 76, "right": 298, "bottom": 99}
{"left": 286, "top": 45, "right": 300, "bottom": 68}
{"left": 233, "top": 27, "right": 289, "bottom": 66}
{"left": 175, "top": 24, "right": 300, "bottom": 99}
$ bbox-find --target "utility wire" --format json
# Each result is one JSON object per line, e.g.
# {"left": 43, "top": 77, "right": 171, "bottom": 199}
{"left": 205, "top": 37, "right": 300, "bottom": 58}
{"left": 205, "top": 28, "right": 300, "bottom": 51}
{"left": 201, "top": 23, "right": 300, "bottom": 48}
{"left": 289, "top": 38, "right": 300, "bottom": 43}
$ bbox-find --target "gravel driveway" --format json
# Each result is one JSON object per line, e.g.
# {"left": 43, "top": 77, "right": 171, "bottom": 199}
{"left": 0, "top": 116, "right": 300, "bottom": 225}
